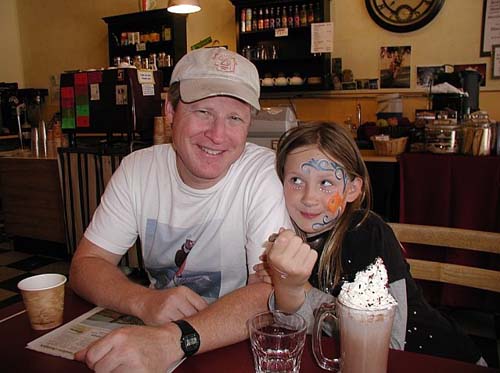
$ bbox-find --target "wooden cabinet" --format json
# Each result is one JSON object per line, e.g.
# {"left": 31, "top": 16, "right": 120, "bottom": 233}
{"left": 231, "top": 0, "right": 331, "bottom": 92}
{"left": 103, "top": 9, "right": 187, "bottom": 87}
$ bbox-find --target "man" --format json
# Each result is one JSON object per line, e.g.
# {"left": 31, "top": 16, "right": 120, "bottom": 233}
{"left": 70, "top": 47, "right": 291, "bottom": 372}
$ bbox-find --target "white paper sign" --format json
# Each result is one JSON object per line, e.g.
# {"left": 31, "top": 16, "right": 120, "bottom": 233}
{"left": 311, "top": 22, "right": 333, "bottom": 54}
{"left": 137, "top": 70, "right": 155, "bottom": 85}
{"left": 142, "top": 84, "right": 155, "bottom": 96}
{"left": 275, "top": 28, "right": 289, "bottom": 37}
{"left": 483, "top": 0, "right": 500, "bottom": 55}
{"left": 90, "top": 84, "right": 100, "bottom": 101}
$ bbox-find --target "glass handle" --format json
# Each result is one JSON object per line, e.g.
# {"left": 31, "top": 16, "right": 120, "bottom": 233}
{"left": 312, "top": 303, "right": 340, "bottom": 372}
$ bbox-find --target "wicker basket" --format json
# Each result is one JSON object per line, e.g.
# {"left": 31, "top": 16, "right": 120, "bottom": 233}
{"left": 370, "top": 136, "right": 408, "bottom": 156}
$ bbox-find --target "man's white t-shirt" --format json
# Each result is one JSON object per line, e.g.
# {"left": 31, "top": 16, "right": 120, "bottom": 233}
{"left": 85, "top": 143, "right": 291, "bottom": 303}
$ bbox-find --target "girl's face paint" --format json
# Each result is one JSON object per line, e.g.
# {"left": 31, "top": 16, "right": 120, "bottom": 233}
{"left": 283, "top": 145, "right": 350, "bottom": 236}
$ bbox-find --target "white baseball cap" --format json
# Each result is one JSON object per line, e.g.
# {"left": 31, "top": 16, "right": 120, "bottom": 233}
{"left": 170, "top": 47, "right": 261, "bottom": 110}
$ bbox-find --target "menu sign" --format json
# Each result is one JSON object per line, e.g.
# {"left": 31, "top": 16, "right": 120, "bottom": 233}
{"left": 311, "top": 22, "right": 333, "bottom": 54}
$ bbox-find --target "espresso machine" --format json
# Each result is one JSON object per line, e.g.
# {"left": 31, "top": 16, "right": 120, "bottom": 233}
{"left": 431, "top": 68, "right": 482, "bottom": 120}
{"left": 0, "top": 85, "right": 48, "bottom": 149}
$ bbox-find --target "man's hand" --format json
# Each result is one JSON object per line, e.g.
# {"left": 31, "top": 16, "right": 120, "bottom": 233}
{"left": 139, "top": 286, "right": 208, "bottom": 326}
{"left": 75, "top": 323, "right": 182, "bottom": 373}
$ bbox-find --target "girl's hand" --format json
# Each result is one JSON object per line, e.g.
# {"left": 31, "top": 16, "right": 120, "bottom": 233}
{"left": 267, "top": 229, "right": 318, "bottom": 288}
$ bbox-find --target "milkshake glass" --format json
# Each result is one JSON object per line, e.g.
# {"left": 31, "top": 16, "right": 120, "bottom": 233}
{"left": 312, "top": 298, "right": 396, "bottom": 373}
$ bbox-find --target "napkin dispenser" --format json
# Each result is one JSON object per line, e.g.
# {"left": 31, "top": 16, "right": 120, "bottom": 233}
{"left": 248, "top": 106, "right": 298, "bottom": 149}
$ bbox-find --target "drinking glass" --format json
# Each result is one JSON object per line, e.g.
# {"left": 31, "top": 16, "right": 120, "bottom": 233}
{"left": 248, "top": 311, "right": 307, "bottom": 373}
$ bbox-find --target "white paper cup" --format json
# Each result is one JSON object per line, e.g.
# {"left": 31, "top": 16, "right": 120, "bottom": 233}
{"left": 17, "top": 274, "right": 67, "bottom": 330}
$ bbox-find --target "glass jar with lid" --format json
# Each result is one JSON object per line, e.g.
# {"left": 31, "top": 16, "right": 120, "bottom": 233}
{"left": 425, "top": 117, "right": 462, "bottom": 154}
{"left": 461, "top": 111, "right": 496, "bottom": 156}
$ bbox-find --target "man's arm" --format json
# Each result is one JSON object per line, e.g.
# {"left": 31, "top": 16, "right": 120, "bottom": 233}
{"left": 76, "top": 281, "right": 272, "bottom": 371}
{"left": 70, "top": 237, "right": 208, "bottom": 326}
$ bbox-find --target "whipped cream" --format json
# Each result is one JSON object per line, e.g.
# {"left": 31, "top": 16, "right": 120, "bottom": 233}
{"left": 337, "top": 257, "right": 397, "bottom": 310}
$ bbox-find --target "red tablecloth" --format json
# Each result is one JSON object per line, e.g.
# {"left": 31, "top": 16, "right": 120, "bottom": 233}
{"left": 399, "top": 152, "right": 500, "bottom": 309}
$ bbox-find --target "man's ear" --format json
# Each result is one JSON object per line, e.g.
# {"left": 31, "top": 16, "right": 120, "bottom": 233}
{"left": 164, "top": 99, "right": 175, "bottom": 125}
{"left": 346, "top": 177, "right": 363, "bottom": 203}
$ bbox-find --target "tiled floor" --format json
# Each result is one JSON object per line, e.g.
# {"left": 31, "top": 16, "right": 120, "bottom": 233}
{"left": 0, "top": 239, "right": 70, "bottom": 309}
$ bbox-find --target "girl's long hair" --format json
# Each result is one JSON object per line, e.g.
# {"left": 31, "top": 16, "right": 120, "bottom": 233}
{"left": 276, "top": 122, "right": 372, "bottom": 291}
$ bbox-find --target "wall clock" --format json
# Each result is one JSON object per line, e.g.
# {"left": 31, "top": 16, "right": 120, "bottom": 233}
{"left": 365, "top": 0, "right": 445, "bottom": 33}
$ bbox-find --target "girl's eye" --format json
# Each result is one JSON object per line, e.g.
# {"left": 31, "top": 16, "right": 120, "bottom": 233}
{"left": 290, "top": 176, "right": 303, "bottom": 186}
{"left": 321, "top": 180, "right": 333, "bottom": 187}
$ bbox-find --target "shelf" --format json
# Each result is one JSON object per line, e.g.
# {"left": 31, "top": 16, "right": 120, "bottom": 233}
{"left": 103, "top": 9, "right": 187, "bottom": 87}
{"left": 233, "top": 0, "right": 331, "bottom": 95}
{"left": 260, "top": 89, "right": 429, "bottom": 99}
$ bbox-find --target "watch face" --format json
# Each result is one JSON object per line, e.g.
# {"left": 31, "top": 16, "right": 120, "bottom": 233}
{"left": 365, "top": 0, "right": 445, "bottom": 33}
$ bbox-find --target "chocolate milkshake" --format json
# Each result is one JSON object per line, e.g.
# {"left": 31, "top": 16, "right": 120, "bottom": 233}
{"left": 313, "top": 258, "right": 397, "bottom": 373}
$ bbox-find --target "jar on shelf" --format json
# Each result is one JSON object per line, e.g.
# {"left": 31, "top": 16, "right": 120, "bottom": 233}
{"left": 133, "top": 55, "right": 142, "bottom": 69}
{"left": 461, "top": 111, "right": 496, "bottom": 156}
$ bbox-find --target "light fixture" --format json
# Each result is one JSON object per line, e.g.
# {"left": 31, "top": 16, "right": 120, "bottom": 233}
{"left": 167, "top": 0, "right": 201, "bottom": 14}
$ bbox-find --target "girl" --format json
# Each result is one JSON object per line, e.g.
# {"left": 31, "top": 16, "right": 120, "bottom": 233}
{"left": 256, "top": 121, "right": 485, "bottom": 365}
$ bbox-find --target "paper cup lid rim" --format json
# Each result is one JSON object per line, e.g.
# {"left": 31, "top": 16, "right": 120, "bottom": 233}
{"left": 18, "top": 273, "right": 67, "bottom": 291}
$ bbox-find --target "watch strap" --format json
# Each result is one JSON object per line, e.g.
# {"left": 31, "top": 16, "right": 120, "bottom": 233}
{"left": 172, "top": 320, "right": 200, "bottom": 357}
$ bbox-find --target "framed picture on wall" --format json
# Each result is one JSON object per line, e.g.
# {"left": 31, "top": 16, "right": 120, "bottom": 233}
{"left": 492, "top": 44, "right": 500, "bottom": 78}
{"left": 481, "top": 0, "right": 500, "bottom": 56}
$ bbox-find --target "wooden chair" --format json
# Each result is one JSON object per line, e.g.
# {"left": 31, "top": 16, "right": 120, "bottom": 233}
{"left": 388, "top": 223, "right": 500, "bottom": 293}
{"left": 389, "top": 223, "right": 500, "bottom": 367}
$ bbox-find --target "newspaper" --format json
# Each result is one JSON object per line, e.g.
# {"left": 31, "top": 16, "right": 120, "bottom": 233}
{"left": 27, "top": 306, "right": 185, "bottom": 372}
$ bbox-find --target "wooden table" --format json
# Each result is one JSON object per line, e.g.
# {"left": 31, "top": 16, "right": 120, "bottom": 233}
{"left": 0, "top": 289, "right": 497, "bottom": 373}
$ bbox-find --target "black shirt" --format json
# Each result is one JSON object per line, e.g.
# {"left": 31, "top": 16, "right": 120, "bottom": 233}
{"left": 308, "top": 210, "right": 481, "bottom": 364}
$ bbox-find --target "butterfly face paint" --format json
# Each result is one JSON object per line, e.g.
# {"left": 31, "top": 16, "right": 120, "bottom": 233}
{"left": 283, "top": 146, "right": 351, "bottom": 236}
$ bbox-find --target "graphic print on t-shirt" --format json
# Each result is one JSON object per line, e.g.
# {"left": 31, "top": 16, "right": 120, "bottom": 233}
{"left": 144, "top": 219, "right": 222, "bottom": 301}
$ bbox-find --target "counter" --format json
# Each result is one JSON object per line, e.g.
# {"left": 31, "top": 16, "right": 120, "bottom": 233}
{"left": 0, "top": 146, "right": 399, "bottom": 252}
{"left": 0, "top": 149, "right": 65, "bottom": 244}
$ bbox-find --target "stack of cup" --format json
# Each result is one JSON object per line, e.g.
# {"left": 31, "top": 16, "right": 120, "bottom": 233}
{"left": 153, "top": 116, "right": 172, "bottom": 144}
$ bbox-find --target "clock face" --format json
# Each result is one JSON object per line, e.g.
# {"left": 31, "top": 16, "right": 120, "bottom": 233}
{"left": 365, "top": 0, "right": 445, "bottom": 33}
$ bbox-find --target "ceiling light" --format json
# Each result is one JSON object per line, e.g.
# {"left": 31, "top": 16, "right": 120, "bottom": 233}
{"left": 167, "top": 0, "right": 201, "bottom": 14}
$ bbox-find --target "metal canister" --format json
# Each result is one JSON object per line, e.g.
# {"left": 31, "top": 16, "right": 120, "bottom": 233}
{"left": 425, "top": 119, "right": 462, "bottom": 154}
{"left": 461, "top": 111, "right": 496, "bottom": 156}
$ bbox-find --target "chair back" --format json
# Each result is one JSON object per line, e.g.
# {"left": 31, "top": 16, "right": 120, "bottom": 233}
{"left": 389, "top": 223, "right": 500, "bottom": 293}
{"left": 57, "top": 148, "right": 143, "bottom": 269}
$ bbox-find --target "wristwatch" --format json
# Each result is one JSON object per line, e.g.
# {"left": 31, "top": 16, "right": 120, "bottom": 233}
{"left": 172, "top": 320, "right": 200, "bottom": 357}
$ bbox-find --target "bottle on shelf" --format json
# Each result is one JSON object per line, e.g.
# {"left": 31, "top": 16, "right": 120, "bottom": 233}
{"left": 308, "top": 3, "right": 315, "bottom": 24}
{"left": 270, "top": 7, "right": 275, "bottom": 29}
{"left": 264, "top": 7, "right": 270, "bottom": 29}
{"left": 275, "top": 6, "right": 281, "bottom": 28}
{"left": 294, "top": 5, "right": 300, "bottom": 28}
{"left": 281, "top": 6, "right": 288, "bottom": 28}
{"left": 300, "top": 4, "right": 308, "bottom": 26}
{"left": 288, "top": 5, "right": 294, "bottom": 28}
{"left": 252, "top": 9, "right": 257, "bottom": 31}
{"left": 246, "top": 8, "right": 252, "bottom": 32}
{"left": 314, "top": 2, "right": 321, "bottom": 22}
{"left": 241, "top": 8, "right": 246, "bottom": 33}
{"left": 258, "top": 8, "right": 264, "bottom": 30}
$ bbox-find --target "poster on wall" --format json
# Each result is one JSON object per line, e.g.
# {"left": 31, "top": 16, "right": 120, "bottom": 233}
{"left": 416, "top": 65, "right": 445, "bottom": 89}
{"left": 481, "top": 0, "right": 500, "bottom": 56}
{"left": 379, "top": 46, "right": 411, "bottom": 89}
